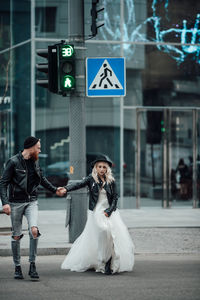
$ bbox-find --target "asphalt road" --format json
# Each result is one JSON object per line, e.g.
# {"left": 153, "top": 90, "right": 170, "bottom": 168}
{"left": 0, "top": 254, "right": 200, "bottom": 300}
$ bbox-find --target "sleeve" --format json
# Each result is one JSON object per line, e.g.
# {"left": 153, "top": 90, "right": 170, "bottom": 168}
{"left": 39, "top": 168, "right": 57, "bottom": 193}
{"left": 104, "top": 181, "right": 118, "bottom": 217}
{"left": 65, "top": 175, "right": 91, "bottom": 192}
{"left": 0, "top": 159, "right": 15, "bottom": 205}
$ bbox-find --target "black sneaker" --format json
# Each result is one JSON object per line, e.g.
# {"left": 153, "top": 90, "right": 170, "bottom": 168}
{"left": 28, "top": 262, "right": 39, "bottom": 279}
{"left": 14, "top": 265, "right": 24, "bottom": 279}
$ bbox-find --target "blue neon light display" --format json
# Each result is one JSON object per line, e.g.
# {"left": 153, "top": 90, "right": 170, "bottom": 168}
{"left": 101, "top": 0, "right": 200, "bottom": 65}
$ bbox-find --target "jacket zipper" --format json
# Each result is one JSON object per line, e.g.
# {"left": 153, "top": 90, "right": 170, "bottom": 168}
{"left": 22, "top": 157, "right": 30, "bottom": 199}
{"left": 32, "top": 163, "right": 41, "bottom": 194}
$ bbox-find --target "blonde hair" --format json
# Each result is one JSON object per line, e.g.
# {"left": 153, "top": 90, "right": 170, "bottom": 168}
{"left": 92, "top": 162, "right": 115, "bottom": 184}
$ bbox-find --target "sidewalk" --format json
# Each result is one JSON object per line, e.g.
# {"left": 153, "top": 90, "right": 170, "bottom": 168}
{"left": 0, "top": 207, "right": 200, "bottom": 256}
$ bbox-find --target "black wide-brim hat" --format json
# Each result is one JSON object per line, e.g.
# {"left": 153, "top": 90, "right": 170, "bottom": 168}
{"left": 91, "top": 155, "right": 113, "bottom": 168}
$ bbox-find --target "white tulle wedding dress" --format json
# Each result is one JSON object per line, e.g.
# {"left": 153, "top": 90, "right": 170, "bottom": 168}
{"left": 61, "top": 188, "right": 134, "bottom": 274}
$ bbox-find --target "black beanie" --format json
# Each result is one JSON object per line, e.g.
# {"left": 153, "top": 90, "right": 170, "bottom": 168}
{"left": 24, "top": 136, "right": 39, "bottom": 149}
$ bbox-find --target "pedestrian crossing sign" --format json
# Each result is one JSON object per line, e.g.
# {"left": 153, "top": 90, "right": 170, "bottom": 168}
{"left": 86, "top": 57, "right": 126, "bottom": 97}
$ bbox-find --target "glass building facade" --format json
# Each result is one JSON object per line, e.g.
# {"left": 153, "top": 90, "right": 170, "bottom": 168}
{"left": 0, "top": 0, "right": 200, "bottom": 209}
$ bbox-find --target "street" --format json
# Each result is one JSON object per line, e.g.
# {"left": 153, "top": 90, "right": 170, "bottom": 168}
{"left": 0, "top": 254, "right": 199, "bottom": 300}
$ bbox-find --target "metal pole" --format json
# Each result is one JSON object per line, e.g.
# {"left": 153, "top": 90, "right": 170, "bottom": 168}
{"left": 10, "top": 0, "right": 14, "bottom": 156}
{"left": 162, "top": 109, "right": 168, "bottom": 208}
{"left": 31, "top": 0, "right": 36, "bottom": 136}
{"left": 135, "top": 108, "right": 141, "bottom": 208}
{"left": 168, "top": 109, "right": 172, "bottom": 208}
{"left": 119, "top": 0, "right": 124, "bottom": 208}
{"left": 192, "top": 109, "right": 197, "bottom": 208}
{"left": 68, "top": 0, "right": 87, "bottom": 242}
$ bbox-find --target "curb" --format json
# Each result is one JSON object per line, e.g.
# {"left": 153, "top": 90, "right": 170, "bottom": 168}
{"left": 0, "top": 248, "right": 199, "bottom": 257}
{"left": 0, "top": 247, "right": 71, "bottom": 257}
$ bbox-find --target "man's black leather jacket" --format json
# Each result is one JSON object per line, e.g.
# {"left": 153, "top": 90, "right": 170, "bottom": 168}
{"left": 65, "top": 175, "right": 118, "bottom": 216}
{"left": 0, "top": 152, "right": 57, "bottom": 205}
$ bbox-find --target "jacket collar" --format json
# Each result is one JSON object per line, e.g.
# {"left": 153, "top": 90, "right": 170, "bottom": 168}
{"left": 18, "top": 151, "right": 38, "bottom": 169}
{"left": 18, "top": 151, "right": 26, "bottom": 168}
{"left": 96, "top": 177, "right": 112, "bottom": 195}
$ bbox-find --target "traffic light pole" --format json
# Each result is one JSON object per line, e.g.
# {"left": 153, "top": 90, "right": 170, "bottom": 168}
{"left": 68, "top": 0, "right": 87, "bottom": 242}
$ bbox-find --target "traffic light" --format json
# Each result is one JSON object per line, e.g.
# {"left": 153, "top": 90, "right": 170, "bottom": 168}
{"left": 36, "top": 48, "right": 48, "bottom": 89}
{"left": 36, "top": 45, "right": 58, "bottom": 93}
{"left": 160, "top": 120, "right": 166, "bottom": 133}
{"left": 57, "top": 43, "right": 75, "bottom": 95}
{"left": 91, "top": 0, "right": 104, "bottom": 37}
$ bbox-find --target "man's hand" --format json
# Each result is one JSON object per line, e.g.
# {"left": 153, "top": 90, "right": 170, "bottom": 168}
{"left": 3, "top": 204, "right": 11, "bottom": 215}
{"left": 56, "top": 187, "right": 67, "bottom": 197}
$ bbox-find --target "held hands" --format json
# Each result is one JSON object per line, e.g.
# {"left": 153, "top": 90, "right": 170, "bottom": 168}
{"left": 3, "top": 204, "right": 11, "bottom": 215}
{"left": 104, "top": 208, "right": 111, "bottom": 218}
{"left": 56, "top": 187, "right": 67, "bottom": 197}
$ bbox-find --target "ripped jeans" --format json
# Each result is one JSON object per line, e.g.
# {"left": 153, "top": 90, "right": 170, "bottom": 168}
{"left": 10, "top": 200, "right": 40, "bottom": 266}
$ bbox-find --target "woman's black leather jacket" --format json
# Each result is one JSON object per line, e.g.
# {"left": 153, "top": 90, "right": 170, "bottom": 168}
{"left": 65, "top": 174, "right": 118, "bottom": 216}
{"left": 0, "top": 152, "right": 57, "bottom": 205}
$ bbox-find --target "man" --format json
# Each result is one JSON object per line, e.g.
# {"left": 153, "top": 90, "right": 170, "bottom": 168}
{"left": 0, "top": 136, "right": 66, "bottom": 280}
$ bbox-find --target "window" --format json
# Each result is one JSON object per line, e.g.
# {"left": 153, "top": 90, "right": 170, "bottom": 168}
{"left": 35, "top": 7, "right": 57, "bottom": 33}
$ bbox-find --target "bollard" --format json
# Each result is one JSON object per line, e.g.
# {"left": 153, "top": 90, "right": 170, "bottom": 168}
{"left": 65, "top": 180, "right": 88, "bottom": 243}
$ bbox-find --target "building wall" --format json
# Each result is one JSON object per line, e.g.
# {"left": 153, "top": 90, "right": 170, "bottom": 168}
{"left": 0, "top": 0, "right": 200, "bottom": 208}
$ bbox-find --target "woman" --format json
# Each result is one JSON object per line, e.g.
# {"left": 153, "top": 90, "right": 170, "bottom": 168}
{"left": 61, "top": 156, "right": 134, "bottom": 274}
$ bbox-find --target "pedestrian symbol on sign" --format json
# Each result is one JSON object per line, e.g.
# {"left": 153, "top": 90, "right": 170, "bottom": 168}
{"left": 99, "top": 63, "right": 113, "bottom": 88}
{"left": 89, "top": 60, "right": 123, "bottom": 90}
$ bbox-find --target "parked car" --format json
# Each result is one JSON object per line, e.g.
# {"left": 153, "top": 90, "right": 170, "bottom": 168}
{"left": 45, "top": 161, "right": 70, "bottom": 185}
{"left": 39, "top": 161, "right": 70, "bottom": 197}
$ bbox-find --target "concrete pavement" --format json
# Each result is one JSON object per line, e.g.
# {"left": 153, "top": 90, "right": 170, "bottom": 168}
{"left": 0, "top": 254, "right": 200, "bottom": 300}
{"left": 0, "top": 206, "right": 200, "bottom": 256}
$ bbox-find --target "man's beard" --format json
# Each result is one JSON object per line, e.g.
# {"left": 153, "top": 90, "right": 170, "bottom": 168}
{"left": 30, "top": 152, "right": 39, "bottom": 161}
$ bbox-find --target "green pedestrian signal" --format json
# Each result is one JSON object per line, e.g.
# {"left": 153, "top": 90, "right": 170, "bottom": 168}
{"left": 58, "top": 43, "right": 75, "bottom": 95}
{"left": 63, "top": 75, "right": 75, "bottom": 89}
